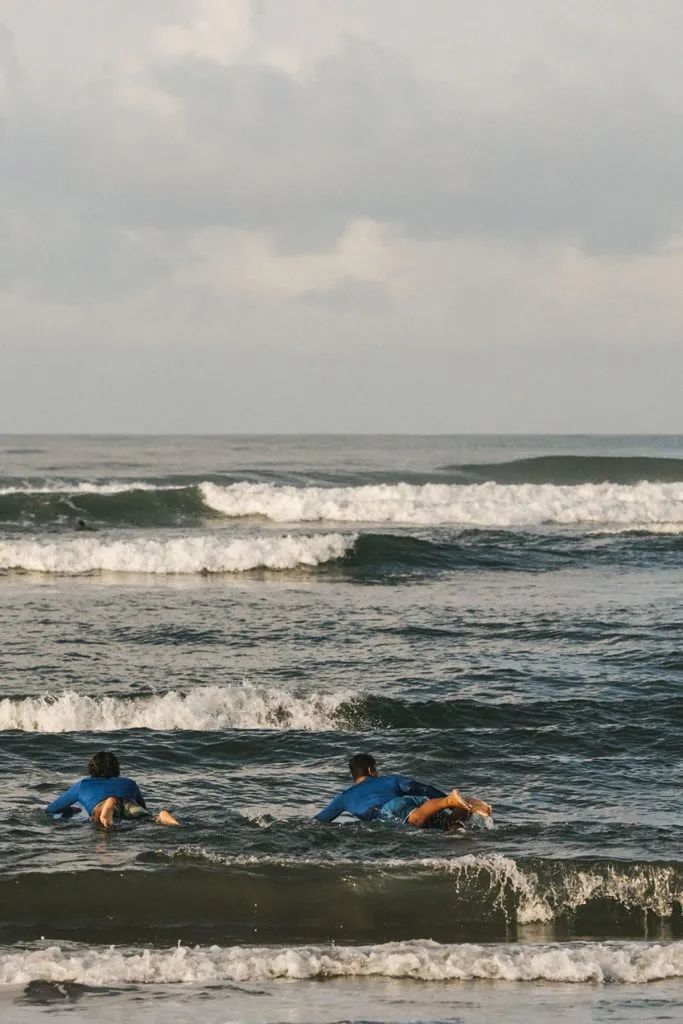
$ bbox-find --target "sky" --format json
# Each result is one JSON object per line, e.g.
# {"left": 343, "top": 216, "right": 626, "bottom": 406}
{"left": 1, "top": 0, "right": 681, "bottom": 433}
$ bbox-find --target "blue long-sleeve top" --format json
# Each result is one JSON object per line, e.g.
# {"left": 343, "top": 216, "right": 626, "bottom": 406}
{"left": 314, "top": 773, "right": 445, "bottom": 823}
{"left": 47, "top": 777, "right": 146, "bottom": 818}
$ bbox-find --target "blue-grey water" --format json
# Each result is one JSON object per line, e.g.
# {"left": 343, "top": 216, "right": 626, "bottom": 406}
{"left": 0, "top": 434, "right": 681, "bottom": 1023}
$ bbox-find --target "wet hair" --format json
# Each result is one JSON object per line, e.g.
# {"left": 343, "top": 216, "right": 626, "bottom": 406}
{"left": 88, "top": 751, "right": 120, "bottom": 779}
{"left": 349, "top": 753, "right": 377, "bottom": 780}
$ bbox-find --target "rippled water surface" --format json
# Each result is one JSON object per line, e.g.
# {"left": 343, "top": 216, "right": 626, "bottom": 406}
{"left": 1, "top": 434, "right": 681, "bottom": 1022}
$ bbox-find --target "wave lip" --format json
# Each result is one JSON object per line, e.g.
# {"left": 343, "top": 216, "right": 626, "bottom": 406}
{"left": 0, "top": 532, "right": 355, "bottom": 575}
{"left": 0, "top": 481, "right": 181, "bottom": 496}
{"left": 2, "top": 939, "right": 682, "bottom": 985}
{"left": 0, "top": 685, "right": 350, "bottom": 733}
{"left": 200, "top": 481, "right": 683, "bottom": 527}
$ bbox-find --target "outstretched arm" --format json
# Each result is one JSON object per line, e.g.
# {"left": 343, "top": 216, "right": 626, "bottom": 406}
{"left": 47, "top": 783, "right": 81, "bottom": 816}
{"left": 314, "top": 793, "right": 345, "bottom": 823}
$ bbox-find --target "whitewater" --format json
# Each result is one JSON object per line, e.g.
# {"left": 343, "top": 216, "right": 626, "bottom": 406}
{"left": 200, "top": 480, "right": 683, "bottom": 526}
{"left": 0, "top": 532, "right": 354, "bottom": 574}
{"left": 2, "top": 938, "right": 683, "bottom": 985}
{"left": 0, "top": 685, "right": 349, "bottom": 732}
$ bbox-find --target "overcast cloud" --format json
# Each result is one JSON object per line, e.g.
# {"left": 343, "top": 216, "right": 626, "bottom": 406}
{"left": 1, "top": 0, "right": 681, "bottom": 432}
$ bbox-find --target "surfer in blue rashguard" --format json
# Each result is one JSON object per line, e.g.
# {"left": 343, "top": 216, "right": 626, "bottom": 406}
{"left": 314, "top": 753, "right": 491, "bottom": 830}
{"left": 47, "top": 751, "right": 180, "bottom": 828}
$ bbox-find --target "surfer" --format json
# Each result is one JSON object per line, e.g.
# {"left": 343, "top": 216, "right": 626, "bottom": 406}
{"left": 75, "top": 518, "right": 96, "bottom": 531}
{"left": 314, "top": 753, "right": 491, "bottom": 830}
{"left": 46, "top": 751, "right": 180, "bottom": 827}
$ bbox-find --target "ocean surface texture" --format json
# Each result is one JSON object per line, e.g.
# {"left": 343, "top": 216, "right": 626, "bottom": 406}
{"left": 0, "top": 434, "right": 681, "bottom": 1024}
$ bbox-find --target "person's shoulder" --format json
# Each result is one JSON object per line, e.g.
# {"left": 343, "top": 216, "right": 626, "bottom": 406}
{"left": 337, "top": 781, "right": 359, "bottom": 802}
{"left": 119, "top": 776, "right": 139, "bottom": 786}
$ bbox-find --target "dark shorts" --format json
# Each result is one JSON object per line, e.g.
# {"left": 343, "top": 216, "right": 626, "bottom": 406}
{"left": 379, "top": 795, "right": 429, "bottom": 823}
{"left": 378, "top": 795, "right": 467, "bottom": 832}
{"left": 113, "top": 799, "right": 152, "bottom": 821}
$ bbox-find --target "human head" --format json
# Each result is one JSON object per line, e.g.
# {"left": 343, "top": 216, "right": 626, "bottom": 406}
{"left": 88, "top": 751, "right": 120, "bottom": 778}
{"left": 349, "top": 753, "right": 377, "bottom": 780}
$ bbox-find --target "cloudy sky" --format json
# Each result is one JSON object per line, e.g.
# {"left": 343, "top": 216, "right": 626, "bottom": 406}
{"left": 1, "top": 0, "right": 681, "bottom": 433}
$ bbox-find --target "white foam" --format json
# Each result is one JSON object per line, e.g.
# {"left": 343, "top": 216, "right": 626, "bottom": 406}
{"left": 0, "top": 532, "right": 354, "bottom": 575}
{"left": 200, "top": 480, "right": 683, "bottom": 527}
{"left": 0, "top": 684, "right": 350, "bottom": 732}
{"left": 1, "top": 939, "right": 682, "bottom": 985}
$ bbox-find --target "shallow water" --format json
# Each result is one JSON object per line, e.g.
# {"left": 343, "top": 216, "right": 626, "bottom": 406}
{"left": 0, "top": 434, "right": 681, "bottom": 1020}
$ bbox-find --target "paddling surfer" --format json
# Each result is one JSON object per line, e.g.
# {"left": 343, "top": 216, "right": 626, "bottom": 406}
{"left": 47, "top": 751, "right": 180, "bottom": 827}
{"left": 314, "top": 753, "right": 491, "bottom": 830}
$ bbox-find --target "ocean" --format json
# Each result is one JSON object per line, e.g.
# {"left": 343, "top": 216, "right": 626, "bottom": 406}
{"left": 0, "top": 433, "right": 681, "bottom": 1024}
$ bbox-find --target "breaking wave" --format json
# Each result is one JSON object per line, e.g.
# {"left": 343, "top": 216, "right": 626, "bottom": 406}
{"left": 147, "top": 850, "right": 683, "bottom": 928}
{"left": 3, "top": 478, "right": 682, "bottom": 530}
{"left": 200, "top": 481, "right": 683, "bottom": 527}
{"left": 1, "top": 856, "right": 681, "bottom": 944}
{"left": 0, "top": 685, "right": 350, "bottom": 733}
{"left": 0, "top": 532, "right": 354, "bottom": 575}
{"left": 2, "top": 938, "right": 682, "bottom": 986}
{"left": 3, "top": 688, "right": 679, "bottom": 735}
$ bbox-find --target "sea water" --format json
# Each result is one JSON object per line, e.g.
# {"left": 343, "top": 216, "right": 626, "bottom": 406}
{"left": 0, "top": 434, "right": 681, "bottom": 1023}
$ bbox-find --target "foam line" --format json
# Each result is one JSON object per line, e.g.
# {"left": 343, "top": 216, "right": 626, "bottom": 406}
{"left": 1, "top": 939, "right": 682, "bottom": 985}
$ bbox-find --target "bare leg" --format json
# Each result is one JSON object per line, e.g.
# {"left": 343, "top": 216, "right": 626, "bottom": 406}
{"left": 406, "top": 789, "right": 472, "bottom": 828}
{"left": 156, "top": 809, "right": 181, "bottom": 826}
{"left": 92, "top": 796, "right": 118, "bottom": 828}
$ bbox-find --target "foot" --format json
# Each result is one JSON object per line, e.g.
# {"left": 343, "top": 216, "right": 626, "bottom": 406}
{"left": 95, "top": 796, "right": 118, "bottom": 828}
{"left": 446, "top": 789, "right": 473, "bottom": 813}
{"left": 156, "top": 809, "right": 181, "bottom": 826}
{"left": 467, "top": 798, "right": 493, "bottom": 818}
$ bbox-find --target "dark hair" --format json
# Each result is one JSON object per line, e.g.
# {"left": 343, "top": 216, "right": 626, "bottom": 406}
{"left": 88, "top": 751, "right": 120, "bottom": 779}
{"left": 349, "top": 753, "right": 376, "bottom": 780}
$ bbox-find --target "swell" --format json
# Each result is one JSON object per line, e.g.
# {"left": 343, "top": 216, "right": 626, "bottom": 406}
{"left": 441, "top": 455, "right": 683, "bottom": 485}
{"left": 341, "top": 530, "right": 683, "bottom": 576}
{"left": 2, "top": 687, "right": 679, "bottom": 734}
{"left": 1, "top": 856, "right": 681, "bottom": 944}
{"left": 0, "top": 486, "right": 209, "bottom": 528}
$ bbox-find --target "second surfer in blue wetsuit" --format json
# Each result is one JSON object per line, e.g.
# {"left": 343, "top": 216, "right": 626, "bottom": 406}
{"left": 314, "top": 753, "right": 492, "bottom": 829}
